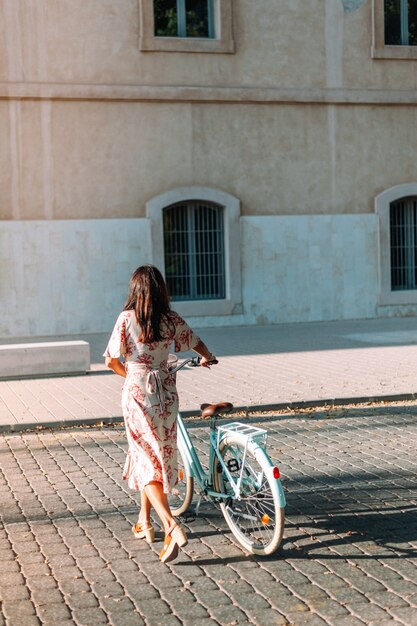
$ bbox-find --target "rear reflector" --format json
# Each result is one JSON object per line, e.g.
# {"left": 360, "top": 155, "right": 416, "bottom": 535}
{"left": 273, "top": 467, "right": 280, "bottom": 479}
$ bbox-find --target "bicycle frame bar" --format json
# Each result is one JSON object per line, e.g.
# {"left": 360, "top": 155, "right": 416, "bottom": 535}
{"left": 177, "top": 413, "right": 265, "bottom": 503}
{"left": 177, "top": 413, "right": 207, "bottom": 485}
{"left": 177, "top": 413, "right": 233, "bottom": 500}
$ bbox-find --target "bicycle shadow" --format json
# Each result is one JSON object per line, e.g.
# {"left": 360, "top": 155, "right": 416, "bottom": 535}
{"left": 178, "top": 496, "right": 417, "bottom": 566}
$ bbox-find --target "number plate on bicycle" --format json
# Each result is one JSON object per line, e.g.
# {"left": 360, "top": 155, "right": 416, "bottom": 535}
{"left": 217, "top": 422, "right": 268, "bottom": 447}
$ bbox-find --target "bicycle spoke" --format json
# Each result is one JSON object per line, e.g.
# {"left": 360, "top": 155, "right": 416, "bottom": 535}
{"left": 219, "top": 443, "right": 278, "bottom": 547}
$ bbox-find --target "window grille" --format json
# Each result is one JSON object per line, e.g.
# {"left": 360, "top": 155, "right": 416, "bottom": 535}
{"left": 390, "top": 197, "right": 417, "bottom": 290}
{"left": 385, "top": 0, "right": 417, "bottom": 46}
{"left": 163, "top": 201, "right": 226, "bottom": 301}
{"left": 154, "top": 0, "right": 214, "bottom": 38}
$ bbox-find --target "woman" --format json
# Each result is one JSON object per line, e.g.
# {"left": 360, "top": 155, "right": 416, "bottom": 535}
{"left": 104, "top": 265, "right": 217, "bottom": 563}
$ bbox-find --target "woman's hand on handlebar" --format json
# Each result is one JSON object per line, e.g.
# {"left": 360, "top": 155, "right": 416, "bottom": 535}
{"left": 200, "top": 355, "right": 218, "bottom": 368}
{"left": 193, "top": 339, "right": 218, "bottom": 368}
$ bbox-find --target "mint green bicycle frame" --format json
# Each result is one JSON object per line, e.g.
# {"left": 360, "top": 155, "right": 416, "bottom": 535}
{"left": 177, "top": 412, "right": 286, "bottom": 508}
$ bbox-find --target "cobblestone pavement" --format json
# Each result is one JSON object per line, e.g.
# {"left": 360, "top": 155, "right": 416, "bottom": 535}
{"left": 1, "top": 403, "right": 417, "bottom": 625}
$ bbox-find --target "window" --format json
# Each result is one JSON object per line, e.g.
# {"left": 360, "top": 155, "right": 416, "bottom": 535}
{"left": 146, "top": 187, "right": 242, "bottom": 317}
{"left": 154, "top": 0, "right": 215, "bottom": 38}
{"left": 390, "top": 197, "right": 417, "bottom": 290}
{"left": 139, "top": 0, "right": 234, "bottom": 53}
{"left": 376, "top": 184, "right": 417, "bottom": 305}
{"left": 372, "top": 0, "right": 417, "bottom": 58}
{"left": 384, "top": 0, "right": 417, "bottom": 45}
{"left": 163, "top": 201, "right": 225, "bottom": 300}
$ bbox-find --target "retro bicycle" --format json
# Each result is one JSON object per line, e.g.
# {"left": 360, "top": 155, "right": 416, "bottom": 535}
{"left": 168, "top": 357, "right": 286, "bottom": 556}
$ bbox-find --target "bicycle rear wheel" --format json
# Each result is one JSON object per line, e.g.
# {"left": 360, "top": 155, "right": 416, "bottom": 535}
{"left": 168, "top": 442, "right": 194, "bottom": 516}
{"left": 213, "top": 434, "right": 285, "bottom": 555}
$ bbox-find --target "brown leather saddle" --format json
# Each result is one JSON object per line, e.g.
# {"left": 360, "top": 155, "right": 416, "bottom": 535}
{"left": 200, "top": 401, "right": 234, "bottom": 419}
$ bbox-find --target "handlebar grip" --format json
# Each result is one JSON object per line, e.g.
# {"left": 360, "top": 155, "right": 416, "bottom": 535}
{"left": 189, "top": 356, "right": 201, "bottom": 367}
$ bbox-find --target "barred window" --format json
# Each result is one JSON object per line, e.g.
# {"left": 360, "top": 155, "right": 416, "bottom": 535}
{"left": 390, "top": 196, "right": 417, "bottom": 290}
{"left": 163, "top": 200, "right": 226, "bottom": 301}
{"left": 154, "top": 0, "right": 214, "bottom": 38}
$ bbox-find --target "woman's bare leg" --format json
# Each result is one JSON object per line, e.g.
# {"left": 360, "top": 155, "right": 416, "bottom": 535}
{"left": 143, "top": 481, "right": 176, "bottom": 534}
{"left": 138, "top": 490, "right": 152, "bottom": 527}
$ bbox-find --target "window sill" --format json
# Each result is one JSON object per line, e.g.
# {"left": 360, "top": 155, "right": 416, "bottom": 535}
{"left": 378, "top": 290, "right": 417, "bottom": 305}
{"left": 372, "top": 44, "right": 417, "bottom": 60}
{"left": 140, "top": 35, "right": 234, "bottom": 54}
{"left": 171, "top": 299, "right": 242, "bottom": 317}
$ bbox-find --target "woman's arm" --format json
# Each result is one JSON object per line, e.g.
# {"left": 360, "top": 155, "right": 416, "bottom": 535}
{"left": 105, "top": 357, "right": 127, "bottom": 378}
{"left": 193, "top": 339, "right": 217, "bottom": 367}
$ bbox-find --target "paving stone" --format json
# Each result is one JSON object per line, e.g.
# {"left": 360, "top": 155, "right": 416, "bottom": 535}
{"left": 134, "top": 598, "right": 171, "bottom": 616}
{"left": 284, "top": 611, "right": 328, "bottom": 626}
{"left": 0, "top": 584, "right": 30, "bottom": 601}
{"left": 0, "top": 550, "right": 16, "bottom": 563}
{"left": 52, "top": 565, "right": 84, "bottom": 579}
{"left": 269, "top": 594, "right": 310, "bottom": 613}
{"left": 227, "top": 592, "right": 271, "bottom": 611}
{"left": 192, "top": 589, "right": 233, "bottom": 606}
{"left": 369, "top": 591, "right": 408, "bottom": 608}
{"left": 208, "top": 605, "right": 248, "bottom": 623}
{"left": 1, "top": 599, "right": 36, "bottom": 619}
{"left": 352, "top": 602, "right": 395, "bottom": 621}
{"left": 4, "top": 616, "right": 41, "bottom": 626}
{"left": 145, "top": 616, "right": 182, "bottom": 626}
{"left": 0, "top": 561, "right": 20, "bottom": 574}
{"left": 36, "top": 603, "right": 72, "bottom": 622}
{"left": 91, "top": 581, "right": 124, "bottom": 598}
{"left": 248, "top": 609, "right": 289, "bottom": 625}
{"left": 329, "top": 587, "right": 369, "bottom": 605}
{"left": 326, "top": 617, "right": 365, "bottom": 626}
{"left": 71, "top": 607, "right": 108, "bottom": 625}
{"left": 108, "top": 611, "right": 146, "bottom": 626}
{"left": 389, "top": 606, "right": 417, "bottom": 622}
{"left": 46, "top": 554, "right": 78, "bottom": 568}
{"left": 30, "top": 586, "right": 66, "bottom": 606}
{"left": 100, "top": 596, "right": 136, "bottom": 613}
{"left": 0, "top": 572, "right": 26, "bottom": 587}
{"left": 65, "top": 591, "right": 99, "bottom": 609}
{"left": 82, "top": 568, "right": 117, "bottom": 584}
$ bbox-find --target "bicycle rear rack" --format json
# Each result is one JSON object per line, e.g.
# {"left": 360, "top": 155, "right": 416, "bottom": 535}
{"left": 217, "top": 422, "right": 267, "bottom": 448}
{"left": 216, "top": 422, "right": 268, "bottom": 500}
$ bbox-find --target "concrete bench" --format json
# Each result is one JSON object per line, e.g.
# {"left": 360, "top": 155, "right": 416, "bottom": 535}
{"left": 0, "top": 341, "right": 91, "bottom": 378}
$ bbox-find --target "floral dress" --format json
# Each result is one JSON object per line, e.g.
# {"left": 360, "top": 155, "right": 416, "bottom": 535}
{"left": 104, "top": 310, "right": 200, "bottom": 494}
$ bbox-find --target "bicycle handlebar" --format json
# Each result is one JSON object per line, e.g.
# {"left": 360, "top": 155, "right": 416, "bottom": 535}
{"left": 170, "top": 355, "right": 218, "bottom": 374}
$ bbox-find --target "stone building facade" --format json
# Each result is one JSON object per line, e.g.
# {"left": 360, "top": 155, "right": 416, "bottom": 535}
{"left": 1, "top": 0, "right": 417, "bottom": 338}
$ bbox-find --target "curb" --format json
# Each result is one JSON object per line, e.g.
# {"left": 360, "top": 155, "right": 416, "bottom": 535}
{"left": 1, "top": 391, "right": 417, "bottom": 434}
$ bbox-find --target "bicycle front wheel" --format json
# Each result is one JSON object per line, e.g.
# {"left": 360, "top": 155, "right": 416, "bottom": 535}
{"left": 213, "top": 434, "right": 285, "bottom": 555}
{"left": 168, "top": 442, "right": 194, "bottom": 516}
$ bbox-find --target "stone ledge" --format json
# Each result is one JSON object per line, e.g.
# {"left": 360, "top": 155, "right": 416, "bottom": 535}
{"left": 2, "top": 83, "right": 417, "bottom": 105}
{"left": 0, "top": 341, "right": 90, "bottom": 379}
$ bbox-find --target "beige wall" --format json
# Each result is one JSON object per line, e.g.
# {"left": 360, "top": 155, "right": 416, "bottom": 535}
{"left": 0, "top": 1, "right": 416, "bottom": 91}
{"left": 2, "top": 100, "right": 417, "bottom": 220}
{"left": 1, "top": 0, "right": 417, "bottom": 221}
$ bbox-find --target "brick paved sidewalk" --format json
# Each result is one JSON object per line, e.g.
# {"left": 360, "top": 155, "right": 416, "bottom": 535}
{"left": 2, "top": 316, "right": 417, "bottom": 430}
{"left": 0, "top": 404, "right": 417, "bottom": 625}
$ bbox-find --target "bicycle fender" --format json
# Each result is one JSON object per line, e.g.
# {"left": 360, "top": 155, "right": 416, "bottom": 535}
{"left": 265, "top": 465, "right": 286, "bottom": 508}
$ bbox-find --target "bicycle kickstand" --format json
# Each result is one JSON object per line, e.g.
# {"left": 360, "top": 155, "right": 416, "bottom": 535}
{"left": 194, "top": 495, "right": 203, "bottom": 517}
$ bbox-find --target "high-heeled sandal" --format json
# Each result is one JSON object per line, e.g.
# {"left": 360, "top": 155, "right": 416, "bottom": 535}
{"left": 132, "top": 522, "right": 155, "bottom": 543}
{"left": 159, "top": 523, "right": 188, "bottom": 563}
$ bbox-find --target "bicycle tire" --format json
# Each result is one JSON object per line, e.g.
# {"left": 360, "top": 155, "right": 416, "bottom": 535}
{"left": 169, "top": 442, "right": 194, "bottom": 516}
{"left": 213, "top": 433, "right": 285, "bottom": 555}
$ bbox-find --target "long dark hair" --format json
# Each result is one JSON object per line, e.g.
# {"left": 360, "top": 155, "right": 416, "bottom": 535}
{"left": 124, "top": 265, "right": 171, "bottom": 343}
